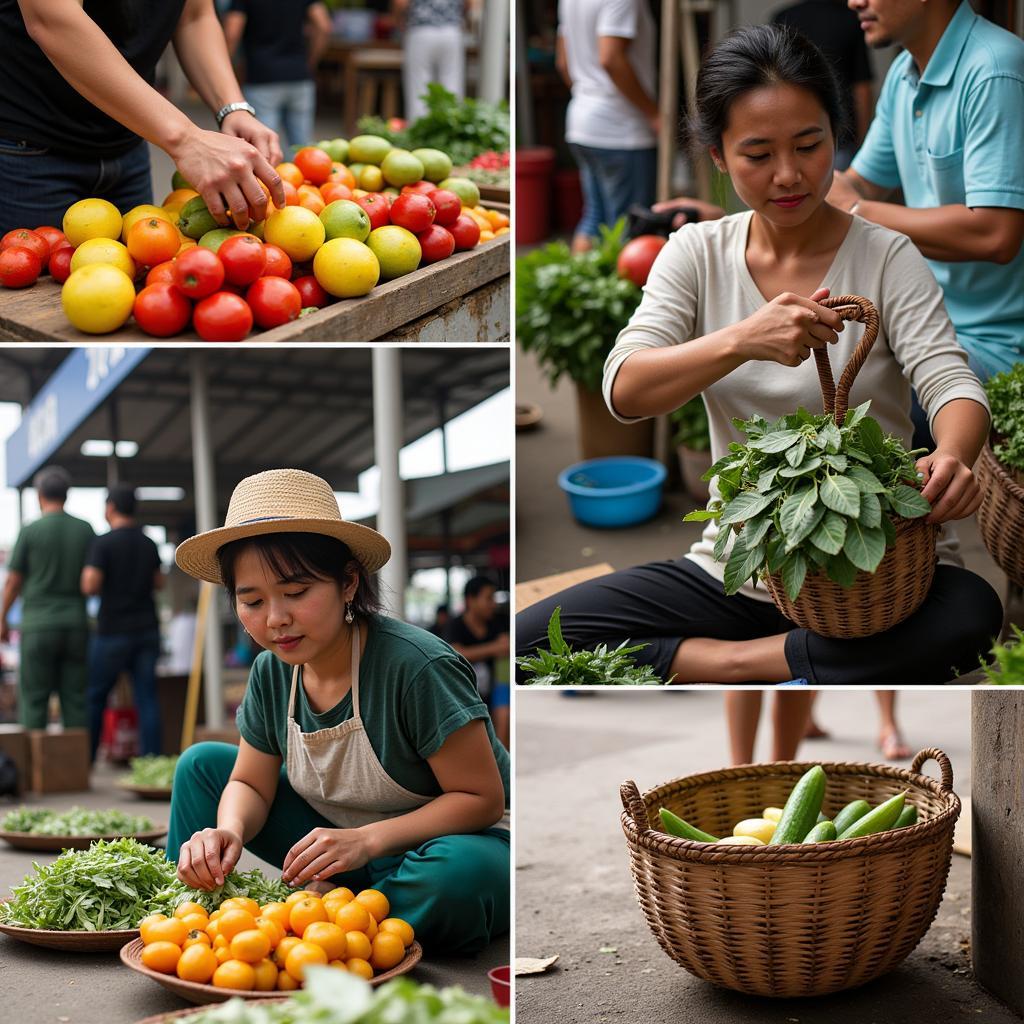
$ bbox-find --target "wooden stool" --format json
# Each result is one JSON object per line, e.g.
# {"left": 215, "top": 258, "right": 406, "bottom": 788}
{"left": 28, "top": 728, "right": 91, "bottom": 793}
{"left": 344, "top": 48, "right": 404, "bottom": 135}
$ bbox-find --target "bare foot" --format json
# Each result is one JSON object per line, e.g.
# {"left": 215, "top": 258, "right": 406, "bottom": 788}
{"left": 880, "top": 728, "right": 911, "bottom": 760}
{"left": 804, "top": 719, "right": 831, "bottom": 740}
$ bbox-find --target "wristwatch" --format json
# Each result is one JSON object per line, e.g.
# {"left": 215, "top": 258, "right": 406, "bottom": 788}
{"left": 215, "top": 102, "right": 256, "bottom": 129}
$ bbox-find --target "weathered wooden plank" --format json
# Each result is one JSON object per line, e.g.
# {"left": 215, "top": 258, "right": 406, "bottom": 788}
{"left": 972, "top": 690, "right": 1024, "bottom": 1015}
{"left": 382, "top": 275, "right": 509, "bottom": 343}
{"left": 0, "top": 234, "right": 509, "bottom": 344}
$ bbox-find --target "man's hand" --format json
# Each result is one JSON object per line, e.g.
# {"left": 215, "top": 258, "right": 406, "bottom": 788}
{"left": 282, "top": 826, "right": 374, "bottom": 886}
{"left": 176, "top": 826, "right": 243, "bottom": 889}
{"left": 220, "top": 110, "right": 283, "bottom": 170}
{"left": 827, "top": 171, "right": 862, "bottom": 212}
{"left": 915, "top": 451, "right": 982, "bottom": 524}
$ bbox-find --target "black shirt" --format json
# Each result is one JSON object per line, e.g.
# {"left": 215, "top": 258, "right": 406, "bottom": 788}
{"left": 772, "top": 0, "right": 873, "bottom": 147}
{"left": 446, "top": 614, "right": 504, "bottom": 700}
{"left": 0, "top": 0, "right": 185, "bottom": 158}
{"left": 87, "top": 526, "right": 161, "bottom": 635}
{"left": 228, "top": 0, "right": 316, "bottom": 86}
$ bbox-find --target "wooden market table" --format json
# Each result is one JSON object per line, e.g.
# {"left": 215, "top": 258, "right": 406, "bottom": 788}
{"left": 0, "top": 234, "right": 509, "bottom": 344}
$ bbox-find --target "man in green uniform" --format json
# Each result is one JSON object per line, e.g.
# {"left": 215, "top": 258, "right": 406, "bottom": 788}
{"left": 1, "top": 466, "right": 95, "bottom": 729}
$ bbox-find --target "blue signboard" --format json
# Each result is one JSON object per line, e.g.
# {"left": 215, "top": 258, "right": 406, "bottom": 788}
{"left": 5, "top": 347, "right": 151, "bottom": 488}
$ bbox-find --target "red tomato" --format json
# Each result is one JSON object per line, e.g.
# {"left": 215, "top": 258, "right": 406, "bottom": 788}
{"left": 218, "top": 234, "right": 267, "bottom": 286}
{"left": 616, "top": 235, "right": 667, "bottom": 288}
{"left": 294, "top": 147, "right": 333, "bottom": 186}
{"left": 416, "top": 224, "right": 455, "bottom": 265}
{"left": 262, "top": 243, "right": 293, "bottom": 279}
{"left": 449, "top": 214, "right": 480, "bottom": 252}
{"left": 1, "top": 228, "right": 49, "bottom": 263}
{"left": 389, "top": 193, "right": 435, "bottom": 234}
{"left": 34, "top": 226, "right": 69, "bottom": 254}
{"left": 292, "top": 275, "right": 330, "bottom": 309}
{"left": 354, "top": 194, "right": 390, "bottom": 231}
{"left": 193, "top": 291, "right": 253, "bottom": 342}
{"left": 174, "top": 246, "right": 225, "bottom": 298}
{"left": 48, "top": 246, "right": 74, "bottom": 284}
{"left": 290, "top": 260, "right": 314, "bottom": 281}
{"left": 146, "top": 260, "right": 178, "bottom": 288}
{"left": 246, "top": 276, "right": 303, "bottom": 329}
{"left": 427, "top": 189, "right": 461, "bottom": 227}
{"left": 133, "top": 283, "right": 192, "bottom": 337}
{"left": 0, "top": 246, "right": 43, "bottom": 287}
{"left": 400, "top": 181, "right": 437, "bottom": 197}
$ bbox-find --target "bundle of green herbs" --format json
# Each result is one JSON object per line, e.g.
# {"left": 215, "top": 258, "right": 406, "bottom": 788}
{"left": 985, "top": 362, "right": 1024, "bottom": 473}
{"left": 683, "top": 401, "right": 931, "bottom": 600}
{"left": 176, "top": 965, "right": 509, "bottom": 1024}
{"left": 124, "top": 754, "right": 178, "bottom": 788}
{"left": 983, "top": 626, "right": 1024, "bottom": 684}
{"left": 516, "top": 607, "right": 663, "bottom": 686}
{"left": 1, "top": 806, "right": 154, "bottom": 836}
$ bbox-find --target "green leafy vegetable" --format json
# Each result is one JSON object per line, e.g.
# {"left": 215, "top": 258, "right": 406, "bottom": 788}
{"left": 403, "top": 84, "right": 510, "bottom": 166}
{"left": 517, "top": 606, "right": 664, "bottom": 686}
{"left": 683, "top": 402, "right": 931, "bottom": 599}
{"left": 985, "top": 362, "right": 1024, "bottom": 473}
{"left": 165, "top": 869, "right": 296, "bottom": 913}
{"left": 983, "top": 626, "right": 1024, "bottom": 684}
{"left": 517, "top": 219, "right": 642, "bottom": 393}
{"left": 1, "top": 806, "right": 154, "bottom": 836}
{"left": 124, "top": 755, "right": 178, "bottom": 788}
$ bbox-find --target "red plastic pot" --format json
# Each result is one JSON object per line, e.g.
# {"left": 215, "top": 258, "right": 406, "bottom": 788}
{"left": 515, "top": 147, "right": 555, "bottom": 245}
{"left": 553, "top": 168, "right": 583, "bottom": 234}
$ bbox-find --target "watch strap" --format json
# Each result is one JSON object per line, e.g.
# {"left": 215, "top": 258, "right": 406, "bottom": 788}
{"left": 215, "top": 102, "right": 256, "bottom": 129}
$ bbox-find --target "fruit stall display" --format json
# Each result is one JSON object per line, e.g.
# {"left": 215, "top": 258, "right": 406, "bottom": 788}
{"left": 0, "top": 135, "right": 510, "bottom": 343}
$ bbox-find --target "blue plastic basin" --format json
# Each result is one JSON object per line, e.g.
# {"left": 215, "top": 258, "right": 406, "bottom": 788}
{"left": 557, "top": 456, "right": 667, "bottom": 528}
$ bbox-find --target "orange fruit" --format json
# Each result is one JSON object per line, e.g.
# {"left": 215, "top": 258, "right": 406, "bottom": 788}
{"left": 142, "top": 917, "right": 188, "bottom": 947}
{"left": 217, "top": 908, "right": 258, "bottom": 942}
{"left": 277, "top": 970, "right": 299, "bottom": 991}
{"left": 286, "top": 890, "right": 318, "bottom": 906}
{"left": 230, "top": 928, "right": 272, "bottom": 964}
{"left": 127, "top": 216, "right": 180, "bottom": 266}
{"left": 215, "top": 946, "right": 233, "bottom": 965}
{"left": 323, "top": 887, "right": 355, "bottom": 904}
{"left": 327, "top": 959, "right": 348, "bottom": 971}
{"left": 183, "top": 929, "right": 213, "bottom": 950}
{"left": 256, "top": 917, "right": 285, "bottom": 949}
{"left": 212, "top": 959, "right": 256, "bottom": 991}
{"left": 302, "top": 921, "right": 347, "bottom": 961}
{"left": 176, "top": 944, "right": 217, "bottom": 984}
{"left": 142, "top": 941, "right": 182, "bottom": 974}
{"left": 275, "top": 935, "right": 302, "bottom": 968}
{"left": 209, "top": 908, "right": 225, "bottom": 922}
{"left": 328, "top": 162, "right": 357, "bottom": 190}
{"left": 344, "top": 931, "right": 371, "bottom": 961}
{"left": 334, "top": 900, "right": 371, "bottom": 934}
{"left": 220, "top": 897, "right": 261, "bottom": 918}
{"left": 138, "top": 914, "right": 168, "bottom": 942}
{"left": 346, "top": 957, "right": 374, "bottom": 981}
{"left": 379, "top": 918, "right": 414, "bottom": 947}
{"left": 285, "top": 940, "right": 329, "bottom": 982}
{"left": 162, "top": 188, "right": 200, "bottom": 215}
{"left": 180, "top": 912, "right": 209, "bottom": 933}
{"left": 260, "top": 902, "right": 291, "bottom": 930}
{"left": 289, "top": 897, "right": 329, "bottom": 938}
{"left": 297, "top": 184, "right": 326, "bottom": 215}
{"left": 213, "top": 933, "right": 229, "bottom": 950}
{"left": 369, "top": 932, "right": 405, "bottom": 971}
{"left": 294, "top": 147, "right": 333, "bottom": 186}
{"left": 364, "top": 915, "right": 378, "bottom": 941}
{"left": 276, "top": 162, "right": 304, "bottom": 189}
{"left": 323, "top": 898, "right": 347, "bottom": 920}
{"left": 174, "top": 902, "right": 209, "bottom": 920}
{"left": 252, "top": 957, "right": 278, "bottom": 991}
{"left": 320, "top": 182, "right": 353, "bottom": 204}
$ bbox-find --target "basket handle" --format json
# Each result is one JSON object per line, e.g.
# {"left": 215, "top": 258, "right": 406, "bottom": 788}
{"left": 813, "top": 295, "right": 880, "bottom": 425}
{"left": 620, "top": 780, "right": 650, "bottom": 831}
{"left": 911, "top": 747, "right": 953, "bottom": 792}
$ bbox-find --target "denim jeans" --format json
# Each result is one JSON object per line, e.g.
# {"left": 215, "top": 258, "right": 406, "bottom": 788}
{"left": 0, "top": 137, "right": 152, "bottom": 235}
{"left": 88, "top": 627, "right": 162, "bottom": 761}
{"left": 243, "top": 80, "right": 315, "bottom": 153}
{"left": 569, "top": 142, "right": 657, "bottom": 240}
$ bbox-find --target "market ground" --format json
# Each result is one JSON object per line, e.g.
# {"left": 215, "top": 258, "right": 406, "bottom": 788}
{"left": 515, "top": 346, "right": 1021, "bottom": 682}
{"left": 514, "top": 687, "right": 1022, "bottom": 1024}
{"left": 0, "top": 761, "right": 507, "bottom": 1024}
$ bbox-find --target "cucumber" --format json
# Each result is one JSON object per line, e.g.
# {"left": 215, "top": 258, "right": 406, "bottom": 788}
{"left": 893, "top": 804, "right": 918, "bottom": 830}
{"left": 768, "top": 765, "right": 827, "bottom": 844}
{"left": 837, "top": 791, "right": 906, "bottom": 840}
{"left": 817, "top": 811, "right": 829, "bottom": 823}
{"left": 658, "top": 807, "right": 718, "bottom": 843}
{"left": 803, "top": 820, "right": 837, "bottom": 843}
{"left": 832, "top": 799, "right": 872, "bottom": 835}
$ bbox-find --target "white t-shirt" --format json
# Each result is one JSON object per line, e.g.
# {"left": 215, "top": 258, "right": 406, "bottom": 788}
{"left": 558, "top": 0, "right": 657, "bottom": 150}
{"left": 603, "top": 212, "right": 991, "bottom": 602}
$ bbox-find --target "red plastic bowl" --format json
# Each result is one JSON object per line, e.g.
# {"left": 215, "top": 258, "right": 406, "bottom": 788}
{"left": 488, "top": 965, "right": 511, "bottom": 1007}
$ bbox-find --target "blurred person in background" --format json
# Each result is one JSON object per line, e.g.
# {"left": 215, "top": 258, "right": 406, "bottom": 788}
{"left": 726, "top": 691, "right": 814, "bottom": 764}
{"left": 0, "top": 466, "right": 95, "bottom": 730}
{"left": 82, "top": 483, "right": 165, "bottom": 761}
{"left": 222, "top": 0, "right": 333, "bottom": 152}
{"left": 804, "top": 690, "right": 910, "bottom": 759}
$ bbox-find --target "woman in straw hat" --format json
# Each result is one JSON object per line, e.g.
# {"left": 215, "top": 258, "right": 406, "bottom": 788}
{"left": 167, "top": 469, "right": 509, "bottom": 955}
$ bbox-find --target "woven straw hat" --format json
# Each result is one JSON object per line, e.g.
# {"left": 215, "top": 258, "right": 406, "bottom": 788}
{"left": 175, "top": 469, "right": 391, "bottom": 584}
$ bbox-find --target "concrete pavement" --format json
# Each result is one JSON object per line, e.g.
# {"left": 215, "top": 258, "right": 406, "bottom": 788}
{"left": 514, "top": 688, "right": 1021, "bottom": 1023}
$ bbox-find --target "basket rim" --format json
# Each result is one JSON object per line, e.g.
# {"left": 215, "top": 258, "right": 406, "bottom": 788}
{"left": 621, "top": 752, "right": 961, "bottom": 865}
{"left": 981, "top": 441, "right": 1024, "bottom": 502}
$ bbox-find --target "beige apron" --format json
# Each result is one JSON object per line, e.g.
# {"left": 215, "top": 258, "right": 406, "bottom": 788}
{"left": 285, "top": 625, "right": 434, "bottom": 829}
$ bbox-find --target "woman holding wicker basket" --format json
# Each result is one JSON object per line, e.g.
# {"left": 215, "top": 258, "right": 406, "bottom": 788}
{"left": 516, "top": 25, "right": 1002, "bottom": 686}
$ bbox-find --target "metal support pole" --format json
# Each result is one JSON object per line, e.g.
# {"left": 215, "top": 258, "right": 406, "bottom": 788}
{"left": 437, "top": 388, "right": 451, "bottom": 604}
{"left": 657, "top": 0, "right": 680, "bottom": 201}
{"left": 107, "top": 396, "right": 120, "bottom": 489}
{"left": 372, "top": 349, "right": 406, "bottom": 619}
{"left": 479, "top": 0, "right": 509, "bottom": 105}
{"left": 514, "top": 1, "right": 534, "bottom": 145}
{"left": 189, "top": 352, "right": 223, "bottom": 729}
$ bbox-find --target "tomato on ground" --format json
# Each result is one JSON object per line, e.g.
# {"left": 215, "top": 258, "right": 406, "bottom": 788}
{"left": 0, "top": 246, "right": 43, "bottom": 288}
{"left": 133, "top": 283, "right": 191, "bottom": 337}
{"left": 218, "top": 234, "right": 267, "bottom": 285}
{"left": 246, "top": 276, "right": 302, "bottom": 328}
{"left": 174, "top": 246, "right": 225, "bottom": 298}
{"left": 193, "top": 291, "right": 253, "bottom": 342}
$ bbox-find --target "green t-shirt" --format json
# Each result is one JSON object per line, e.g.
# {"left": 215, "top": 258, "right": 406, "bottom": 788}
{"left": 236, "top": 614, "right": 510, "bottom": 807}
{"left": 8, "top": 511, "right": 95, "bottom": 632}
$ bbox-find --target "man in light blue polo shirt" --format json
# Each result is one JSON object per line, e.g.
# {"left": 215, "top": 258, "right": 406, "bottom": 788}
{"left": 829, "top": 0, "right": 1024, "bottom": 384}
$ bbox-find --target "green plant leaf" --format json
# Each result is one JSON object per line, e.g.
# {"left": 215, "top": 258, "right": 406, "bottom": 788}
{"left": 815, "top": 421, "right": 842, "bottom": 452}
{"left": 682, "top": 509, "right": 719, "bottom": 522}
{"left": 748, "top": 429, "right": 803, "bottom": 453}
{"left": 785, "top": 436, "right": 808, "bottom": 467}
{"left": 547, "top": 605, "right": 568, "bottom": 656}
{"left": 779, "top": 482, "right": 817, "bottom": 534}
{"left": 810, "top": 510, "right": 847, "bottom": 555}
{"left": 756, "top": 466, "right": 780, "bottom": 491}
{"left": 724, "top": 534, "right": 766, "bottom": 595}
{"left": 823, "top": 453, "right": 848, "bottom": 473}
{"left": 781, "top": 550, "right": 808, "bottom": 601}
{"left": 844, "top": 401, "right": 871, "bottom": 428}
{"left": 778, "top": 455, "right": 822, "bottom": 478}
{"left": 826, "top": 552, "right": 859, "bottom": 587}
{"left": 857, "top": 416, "right": 886, "bottom": 460}
{"left": 859, "top": 491, "right": 882, "bottom": 528}
{"left": 846, "top": 464, "right": 886, "bottom": 493}
{"left": 843, "top": 520, "right": 887, "bottom": 572}
{"left": 719, "top": 489, "right": 780, "bottom": 526}
{"left": 821, "top": 474, "right": 860, "bottom": 516}
{"left": 713, "top": 522, "right": 732, "bottom": 561}
{"left": 881, "top": 514, "right": 897, "bottom": 546}
{"left": 740, "top": 514, "right": 773, "bottom": 548}
{"left": 889, "top": 484, "right": 931, "bottom": 518}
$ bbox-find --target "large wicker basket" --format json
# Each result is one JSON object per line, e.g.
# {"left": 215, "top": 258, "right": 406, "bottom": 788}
{"left": 975, "top": 440, "right": 1024, "bottom": 588}
{"left": 761, "top": 295, "right": 937, "bottom": 637}
{"left": 620, "top": 748, "right": 960, "bottom": 998}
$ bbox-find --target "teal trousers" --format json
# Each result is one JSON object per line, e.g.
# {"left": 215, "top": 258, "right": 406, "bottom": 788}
{"left": 166, "top": 742, "right": 509, "bottom": 955}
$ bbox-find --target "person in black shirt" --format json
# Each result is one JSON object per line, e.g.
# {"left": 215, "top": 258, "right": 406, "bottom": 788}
{"left": 446, "top": 576, "right": 509, "bottom": 749}
{"left": 82, "top": 483, "right": 165, "bottom": 761}
{"left": 0, "top": 0, "right": 286, "bottom": 236}
{"left": 223, "top": 1, "right": 332, "bottom": 152}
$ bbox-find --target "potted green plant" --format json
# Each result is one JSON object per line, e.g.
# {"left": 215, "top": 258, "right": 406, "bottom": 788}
{"left": 517, "top": 220, "right": 653, "bottom": 458}
{"left": 671, "top": 396, "right": 712, "bottom": 502}
{"left": 983, "top": 626, "right": 1024, "bottom": 683}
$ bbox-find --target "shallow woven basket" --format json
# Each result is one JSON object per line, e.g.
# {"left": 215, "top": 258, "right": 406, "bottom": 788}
{"left": 760, "top": 295, "right": 937, "bottom": 638}
{"left": 620, "top": 748, "right": 960, "bottom": 999}
{"left": 975, "top": 440, "right": 1024, "bottom": 588}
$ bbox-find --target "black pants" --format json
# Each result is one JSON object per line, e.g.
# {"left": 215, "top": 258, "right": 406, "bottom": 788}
{"left": 515, "top": 558, "right": 1003, "bottom": 685}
